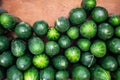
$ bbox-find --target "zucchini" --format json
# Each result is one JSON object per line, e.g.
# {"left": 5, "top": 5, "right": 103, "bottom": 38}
{"left": 15, "top": 22, "right": 32, "bottom": 39}
{"left": 33, "top": 20, "right": 48, "bottom": 36}
{"left": 11, "top": 39, "right": 26, "bottom": 57}
{"left": 7, "top": 65, "right": 23, "bottom": 80}
{"left": 91, "top": 65, "right": 111, "bottom": 80}
{"left": 40, "top": 66, "right": 55, "bottom": 80}
{"left": 69, "top": 8, "right": 87, "bottom": 25}
{"left": 91, "top": 6, "right": 108, "bottom": 23}
{"left": 72, "top": 65, "right": 90, "bottom": 80}
{"left": 33, "top": 54, "right": 49, "bottom": 69}
{"left": 24, "top": 67, "right": 39, "bottom": 80}
{"left": 16, "top": 54, "right": 32, "bottom": 70}
{"left": 52, "top": 55, "right": 68, "bottom": 70}
{"left": 55, "top": 17, "right": 70, "bottom": 32}
{"left": 28, "top": 36, "right": 44, "bottom": 55}
{"left": 0, "top": 36, "right": 9, "bottom": 52}
{"left": 65, "top": 46, "right": 80, "bottom": 63}
{"left": 45, "top": 41, "right": 60, "bottom": 57}
{"left": 0, "top": 51, "right": 14, "bottom": 67}
{"left": 56, "top": 70, "right": 69, "bottom": 80}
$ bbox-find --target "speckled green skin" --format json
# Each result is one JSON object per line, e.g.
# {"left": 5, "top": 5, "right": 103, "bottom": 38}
{"left": 67, "top": 27, "right": 79, "bottom": 39}
{"left": 55, "top": 17, "right": 70, "bottom": 32}
{"left": 11, "top": 39, "right": 26, "bottom": 57}
{"left": 52, "top": 55, "right": 68, "bottom": 70}
{"left": 7, "top": 65, "right": 23, "bottom": 80}
{"left": 115, "top": 26, "right": 120, "bottom": 38}
{"left": 40, "top": 66, "right": 55, "bottom": 80}
{"left": 15, "top": 22, "right": 32, "bottom": 39}
{"left": 16, "top": 54, "right": 32, "bottom": 71}
{"left": 80, "top": 52, "right": 96, "bottom": 67}
{"left": 107, "top": 38, "right": 120, "bottom": 54}
{"left": 77, "top": 38, "right": 91, "bottom": 51}
{"left": 109, "top": 14, "right": 120, "bottom": 26}
{"left": 91, "top": 65, "right": 111, "bottom": 80}
{"left": 24, "top": 67, "right": 39, "bottom": 80}
{"left": 56, "top": 70, "right": 69, "bottom": 80}
{"left": 98, "top": 23, "right": 114, "bottom": 40}
{"left": 0, "top": 13, "right": 18, "bottom": 30}
{"left": 81, "top": 0, "right": 96, "bottom": 11}
{"left": 72, "top": 65, "right": 90, "bottom": 80}
{"left": 91, "top": 6, "right": 108, "bottom": 23}
{"left": 65, "top": 46, "right": 80, "bottom": 63}
{"left": 33, "top": 54, "right": 49, "bottom": 69}
{"left": 58, "top": 35, "right": 71, "bottom": 49}
{"left": 0, "top": 51, "right": 14, "bottom": 67}
{"left": 33, "top": 20, "right": 48, "bottom": 36}
{"left": 69, "top": 8, "right": 87, "bottom": 25}
{"left": 28, "top": 36, "right": 44, "bottom": 55}
{"left": 45, "top": 41, "right": 60, "bottom": 57}
{"left": 0, "top": 36, "right": 9, "bottom": 52}
{"left": 47, "top": 27, "right": 60, "bottom": 40}
{"left": 80, "top": 20, "right": 97, "bottom": 39}
{"left": 101, "top": 56, "right": 118, "bottom": 71}
{"left": 90, "top": 40, "right": 106, "bottom": 57}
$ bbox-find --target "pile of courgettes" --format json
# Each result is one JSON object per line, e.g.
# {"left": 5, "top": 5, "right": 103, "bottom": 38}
{"left": 0, "top": 0, "right": 120, "bottom": 80}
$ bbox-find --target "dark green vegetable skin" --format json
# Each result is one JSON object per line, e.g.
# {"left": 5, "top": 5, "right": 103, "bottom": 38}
{"left": 11, "top": 39, "right": 26, "bottom": 57}
{"left": 15, "top": 22, "right": 32, "bottom": 39}
{"left": 0, "top": 26, "right": 4, "bottom": 36}
{"left": 0, "top": 36, "right": 9, "bottom": 52}
{"left": 28, "top": 36, "right": 44, "bottom": 55}
{"left": 0, "top": 1, "right": 120, "bottom": 80}
{"left": 77, "top": 38, "right": 91, "bottom": 51}
{"left": 69, "top": 8, "right": 87, "bottom": 25}
{"left": 107, "top": 38, "right": 120, "bottom": 54}
{"left": 115, "top": 26, "right": 120, "bottom": 38}
{"left": 91, "top": 6, "right": 108, "bottom": 23}
{"left": 81, "top": 0, "right": 96, "bottom": 11}
{"left": 55, "top": 17, "right": 70, "bottom": 32}
{"left": 117, "top": 55, "right": 120, "bottom": 66}
{"left": 7, "top": 65, "right": 23, "bottom": 80}
{"left": 80, "top": 52, "right": 96, "bottom": 67}
{"left": 72, "top": 65, "right": 90, "bottom": 80}
{"left": 65, "top": 46, "right": 80, "bottom": 63}
{"left": 67, "top": 26, "right": 79, "bottom": 39}
{"left": 80, "top": 20, "right": 97, "bottom": 39}
{"left": 58, "top": 35, "right": 71, "bottom": 49}
{"left": 91, "top": 65, "right": 111, "bottom": 80}
{"left": 56, "top": 70, "right": 69, "bottom": 80}
{"left": 0, "top": 66, "right": 5, "bottom": 79}
{"left": 16, "top": 54, "right": 32, "bottom": 71}
{"left": 0, "top": 51, "right": 14, "bottom": 67}
{"left": 40, "top": 66, "right": 55, "bottom": 80}
{"left": 0, "top": 13, "right": 19, "bottom": 30}
{"left": 90, "top": 40, "right": 106, "bottom": 57}
{"left": 98, "top": 23, "right": 114, "bottom": 40}
{"left": 52, "top": 55, "right": 68, "bottom": 70}
{"left": 33, "top": 20, "right": 48, "bottom": 36}
{"left": 45, "top": 41, "right": 60, "bottom": 57}
{"left": 113, "top": 68, "right": 120, "bottom": 80}
{"left": 101, "top": 56, "right": 118, "bottom": 71}
{"left": 24, "top": 67, "right": 39, "bottom": 80}
{"left": 108, "top": 14, "right": 120, "bottom": 26}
